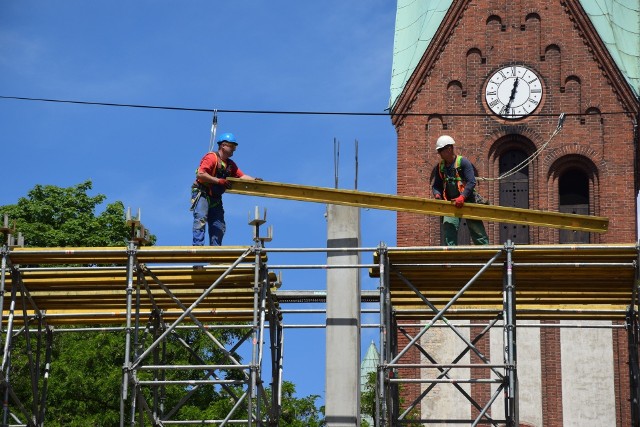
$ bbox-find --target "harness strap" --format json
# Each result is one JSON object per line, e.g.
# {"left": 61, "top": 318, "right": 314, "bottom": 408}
{"left": 438, "top": 155, "right": 465, "bottom": 200}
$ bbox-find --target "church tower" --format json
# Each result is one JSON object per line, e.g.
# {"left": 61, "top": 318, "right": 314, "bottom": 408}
{"left": 388, "top": 1, "right": 639, "bottom": 425}
{"left": 391, "top": 0, "right": 639, "bottom": 247}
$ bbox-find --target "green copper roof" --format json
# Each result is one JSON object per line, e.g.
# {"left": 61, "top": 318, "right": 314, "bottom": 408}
{"left": 389, "top": 0, "right": 640, "bottom": 109}
{"left": 581, "top": 0, "right": 639, "bottom": 96}
{"left": 389, "top": 0, "right": 453, "bottom": 109}
{"left": 360, "top": 341, "right": 379, "bottom": 388}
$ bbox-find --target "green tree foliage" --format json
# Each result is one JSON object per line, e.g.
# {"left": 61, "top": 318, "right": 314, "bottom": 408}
{"left": 279, "top": 381, "right": 324, "bottom": 427}
{"left": 360, "top": 371, "right": 377, "bottom": 426}
{"left": 1, "top": 181, "right": 323, "bottom": 426}
{"left": 0, "top": 180, "right": 155, "bottom": 247}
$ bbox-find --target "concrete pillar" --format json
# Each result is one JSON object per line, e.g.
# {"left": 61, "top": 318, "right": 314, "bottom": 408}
{"left": 325, "top": 205, "right": 361, "bottom": 427}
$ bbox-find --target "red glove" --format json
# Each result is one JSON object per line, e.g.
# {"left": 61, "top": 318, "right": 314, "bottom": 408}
{"left": 434, "top": 194, "right": 442, "bottom": 200}
{"left": 453, "top": 195, "right": 465, "bottom": 208}
{"left": 217, "top": 178, "right": 232, "bottom": 189}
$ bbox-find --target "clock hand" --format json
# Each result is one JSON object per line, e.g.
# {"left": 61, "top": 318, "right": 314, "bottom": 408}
{"left": 501, "top": 78, "right": 520, "bottom": 116}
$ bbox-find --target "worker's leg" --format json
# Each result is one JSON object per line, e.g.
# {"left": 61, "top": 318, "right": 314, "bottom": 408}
{"left": 442, "top": 216, "right": 460, "bottom": 246}
{"left": 208, "top": 203, "right": 226, "bottom": 246}
{"left": 192, "top": 191, "right": 208, "bottom": 246}
{"left": 468, "top": 219, "right": 489, "bottom": 245}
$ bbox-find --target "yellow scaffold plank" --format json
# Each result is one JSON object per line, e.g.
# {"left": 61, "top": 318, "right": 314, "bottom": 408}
{"left": 227, "top": 179, "right": 608, "bottom": 233}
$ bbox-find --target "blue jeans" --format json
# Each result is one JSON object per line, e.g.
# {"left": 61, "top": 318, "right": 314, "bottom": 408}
{"left": 192, "top": 190, "right": 225, "bottom": 246}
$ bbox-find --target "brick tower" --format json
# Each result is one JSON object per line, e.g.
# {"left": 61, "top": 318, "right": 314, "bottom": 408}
{"left": 388, "top": 0, "right": 639, "bottom": 425}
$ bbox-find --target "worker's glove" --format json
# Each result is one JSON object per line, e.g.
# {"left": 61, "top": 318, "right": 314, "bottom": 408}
{"left": 453, "top": 195, "right": 465, "bottom": 208}
{"left": 217, "top": 178, "right": 232, "bottom": 189}
{"left": 434, "top": 194, "right": 442, "bottom": 200}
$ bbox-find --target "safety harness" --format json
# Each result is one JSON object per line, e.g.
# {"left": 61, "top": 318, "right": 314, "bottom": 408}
{"left": 190, "top": 152, "right": 232, "bottom": 210}
{"left": 438, "top": 155, "right": 466, "bottom": 201}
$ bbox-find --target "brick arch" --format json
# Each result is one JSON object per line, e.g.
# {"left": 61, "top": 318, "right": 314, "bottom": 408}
{"left": 583, "top": 106, "right": 603, "bottom": 126}
{"left": 545, "top": 43, "right": 561, "bottom": 55}
{"left": 486, "top": 14, "right": 504, "bottom": 55}
{"left": 524, "top": 12, "right": 542, "bottom": 58}
{"left": 543, "top": 145, "right": 605, "bottom": 175}
{"left": 487, "top": 133, "right": 538, "bottom": 194}
{"left": 543, "top": 44, "right": 562, "bottom": 89}
{"left": 488, "top": 133, "right": 537, "bottom": 161}
{"left": 446, "top": 80, "right": 464, "bottom": 117}
{"left": 483, "top": 128, "right": 544, "bottom": 186}
{"left": 446, "top": 80, "right": 463, "bottom": 92}
{"left": 564, "top": 75, "right": 582, "bottom": 112}
{"left": 486, "top": 14, "right": 502, "bottom": 27}
{"left": 478, "top": 134, "right": 539, "bottom": 242}
{"left": 546, "top": 153, "right": 602, "bottom": 242}
{"left": 466, "top": 48, "right": 483, "bottom": 96}
{"left": 525, "top": 12, "right": 541, "bottom": 22}
{"left": 565, "top": 74, "right": 581, "bottom": 85}
{"left": 467, "top": 47, "right": 482, "bottom": 58}
{"left": 547, "top": 153, "right": 599, "bottom": 183}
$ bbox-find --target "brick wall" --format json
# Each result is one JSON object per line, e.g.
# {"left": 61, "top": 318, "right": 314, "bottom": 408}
{"left": 394, "top": 0, "right": 637, "bottom": 246}
{"left": 391, "top": 0, "right": 638, "bottom": 424}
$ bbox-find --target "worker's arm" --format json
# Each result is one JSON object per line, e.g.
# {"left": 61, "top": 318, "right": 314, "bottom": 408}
{"left": 459, "top": 158, "right": 477, "bottom": 200}
{"left": 239, "top": 174, "right": 262, "bottom": 181}
{"left": 195, "top": 153, "right": 227, "bottom": 186}
{"left": 432, "top": 165, "right": 444, "bottom": 199}
{"left": 196, "top": 171, "right": 215, "bottom": 185}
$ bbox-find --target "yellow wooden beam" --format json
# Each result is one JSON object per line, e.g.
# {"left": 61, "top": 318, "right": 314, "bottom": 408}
{"left": 227, "top": 179, "right": 608, "bottom": 233}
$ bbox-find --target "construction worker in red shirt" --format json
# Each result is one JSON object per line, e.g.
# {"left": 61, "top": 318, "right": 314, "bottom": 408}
{"left": 432, "top": 135, "right": 489, "bottom": 246}
{"left": 191, "top": 132, "right": 261, "bottom": 246}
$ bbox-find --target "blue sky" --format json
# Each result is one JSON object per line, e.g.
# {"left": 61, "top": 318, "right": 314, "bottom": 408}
{"left": 0, "top": 1, "right": 398, "bottom": 403}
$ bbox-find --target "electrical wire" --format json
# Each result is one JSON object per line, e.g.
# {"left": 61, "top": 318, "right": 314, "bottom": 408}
{"left": 0, "top": 95, "right": 633, "bottom": 118}
{"left": 478, "top": 113, "right": 566, "bottom": 182}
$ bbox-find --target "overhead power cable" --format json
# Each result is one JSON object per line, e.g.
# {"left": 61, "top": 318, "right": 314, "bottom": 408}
{"left": 478, "top": 113, "right": 566, "bottom": 182}
{"left": 0, "top": 95, "right": 633, "bottom": 118}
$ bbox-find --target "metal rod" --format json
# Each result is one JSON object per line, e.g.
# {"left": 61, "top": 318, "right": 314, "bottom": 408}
{"left": 136, "top": 379, "right": 246, "bottom": 386}
{"left": 503, "top": 241, "right": 519, "bottom": 426}
{"left": 131, "top": 248, "right": 252, "bottom": 370}
{"left": 139, "top": 365, "right": 251, "bottom": 370}
{"left": 389, "top": 378, "right": 503, "bottom": 384}
{"left": 377, "top": 243, "right": 389, "bottom": 427}
{"left": 472, "top": 383, "right": 505, "bottom": 427}
{"left": 120, "top": 240, "right": 137, "bottom": 427}
{"left": 387, "top": 364, "right": 507, "bottom": 369}
{"left": 394, "top": 269, "right": 504, "bottom": 379}
{"left": 389, "top": 249, "right": 503, "bottom": 364}
{"left": 268, "top": 263, "right": 377, "bottom": 269}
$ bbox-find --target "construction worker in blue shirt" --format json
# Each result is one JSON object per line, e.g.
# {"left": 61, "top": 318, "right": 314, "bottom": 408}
{"left": 432, "top": 135, "right": 489, "bottom": 246}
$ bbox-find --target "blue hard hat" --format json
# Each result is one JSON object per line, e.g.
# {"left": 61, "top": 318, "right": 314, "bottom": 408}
{"left": 217, "top": 132, "right": 237, "bottom": 145}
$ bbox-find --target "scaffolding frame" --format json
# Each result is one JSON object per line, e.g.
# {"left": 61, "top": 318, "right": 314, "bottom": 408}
{"left": 0, "top": 215, "right": 283, "bottom": 427}
{"left": 372, "top": 241, "right": 640, "bottom": 426}
{"left": 2, "top": 211, "right": 640, "bottom": 426}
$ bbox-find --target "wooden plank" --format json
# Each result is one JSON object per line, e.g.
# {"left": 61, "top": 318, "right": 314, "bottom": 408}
{"left": 227, "top": 179, "right": 608, "bottom": 233}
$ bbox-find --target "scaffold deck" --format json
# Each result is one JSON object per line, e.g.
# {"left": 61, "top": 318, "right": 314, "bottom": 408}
{"left": 2, "top": 245, "right": 277, "bottom": 324}
{"left": 370, "top": 243, "right": 638, "bottom": 320}
{"left": 4, "top": 243, "right": 638, "bottom": 324}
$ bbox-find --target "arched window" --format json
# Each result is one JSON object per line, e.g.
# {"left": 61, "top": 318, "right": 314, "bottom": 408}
{"left": 559, "top": 169, "right": 589, "bottom": 243}
{"left": 499, "top": 150, "right": 529, "bottom": 243}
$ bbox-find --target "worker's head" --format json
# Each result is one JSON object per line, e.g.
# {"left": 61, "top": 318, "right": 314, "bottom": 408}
{"left": 435, "top": 135, "right": 455, "bottom": 152}
{"left": 217, "top": 132, "right": 238, "bottom": 146}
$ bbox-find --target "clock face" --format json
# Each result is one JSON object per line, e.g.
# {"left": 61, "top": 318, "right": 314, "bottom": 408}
{"left": 484, "top": 65, "right": 543, "bottom": 119}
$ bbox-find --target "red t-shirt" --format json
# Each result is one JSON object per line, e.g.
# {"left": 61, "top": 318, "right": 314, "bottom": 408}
{"left": 196, "top": 152, "right": 245, "bottom": 182}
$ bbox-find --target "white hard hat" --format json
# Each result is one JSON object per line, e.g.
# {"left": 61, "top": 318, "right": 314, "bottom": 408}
{"left": 435, "top": 135, "right": 455, "bottom": 151}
